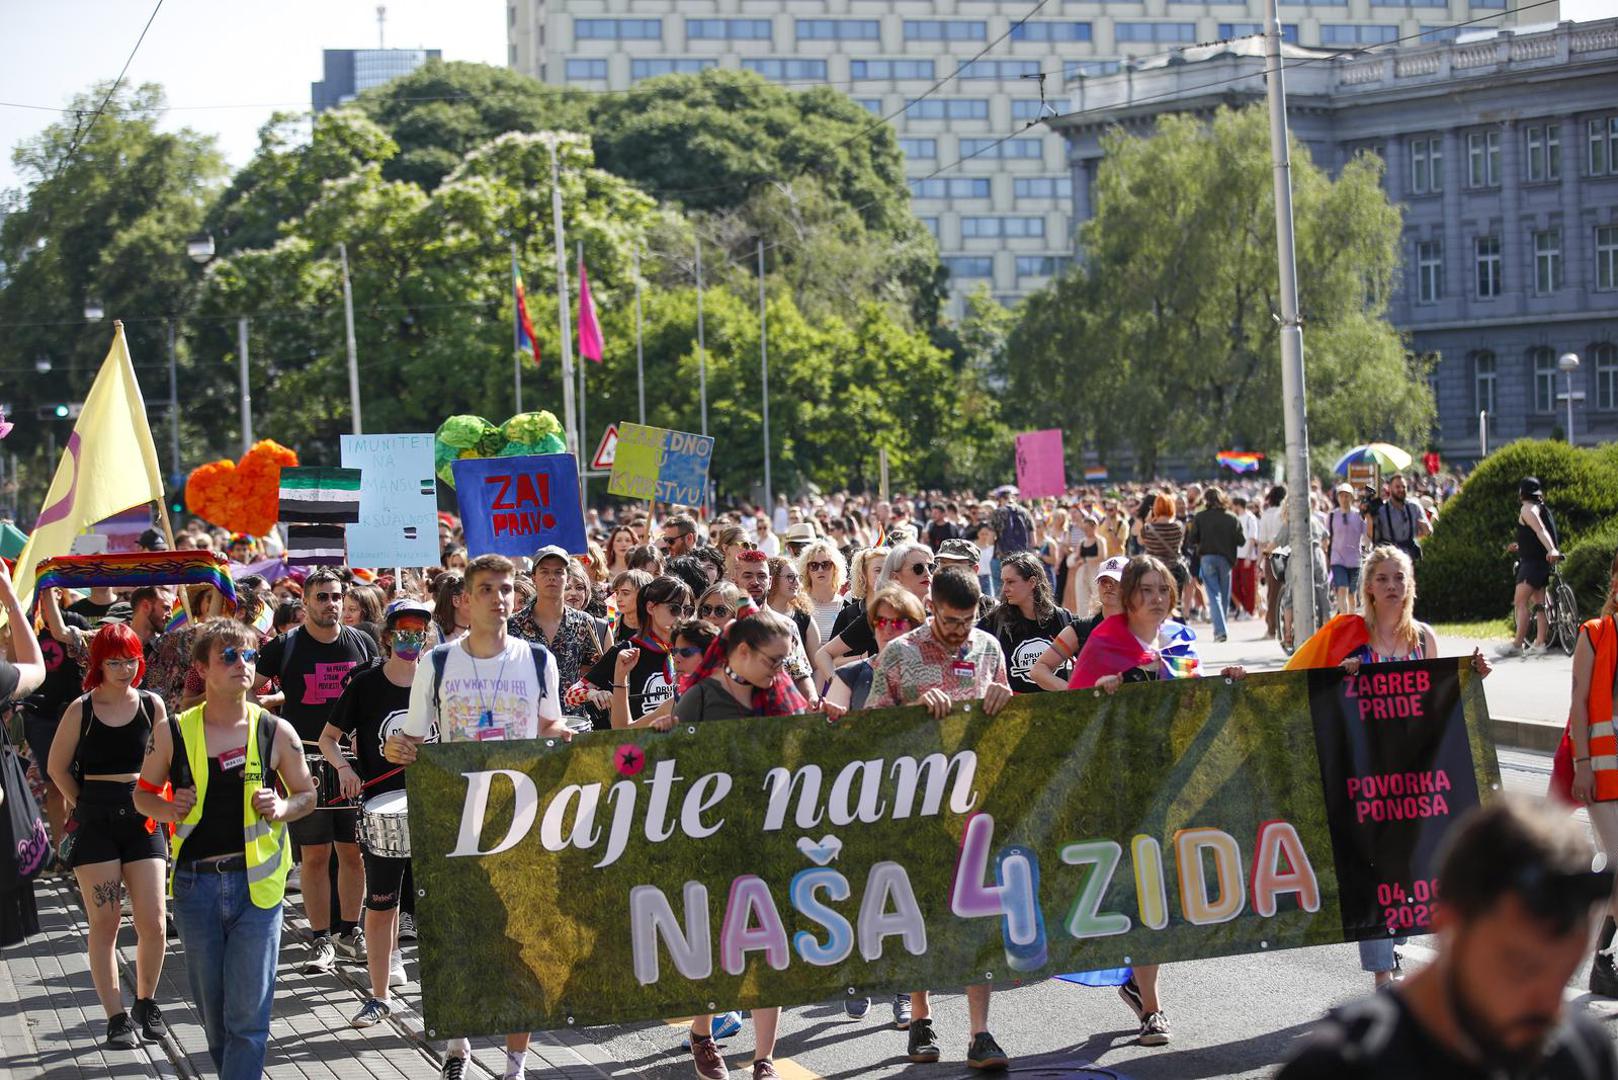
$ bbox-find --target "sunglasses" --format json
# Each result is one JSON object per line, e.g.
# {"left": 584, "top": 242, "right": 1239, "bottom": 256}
{"left": 874, "top": 617, "right": 916, "bottom": 632}
{"left": 313, "top": 591, "right": 344, "bottom": 603}
{"left": 699, "top": 604, "right": 732, "bottom": 619}
{"left": 673, "top": 645, "right": 706, "bottom": 658}
{"left": 806, "top": 560, "right": 834, "bottom": 572}
{"left": 756, "top": 650, "right": 790, "bottom": 671}
{"left": 909, "top": 561, "right": 936, "bottom": 577}
{"left": 219, "top": 647, "right": 259, "bottom": 666}
{"left": 664, "top": 603, "right": 695, "bottom": 617}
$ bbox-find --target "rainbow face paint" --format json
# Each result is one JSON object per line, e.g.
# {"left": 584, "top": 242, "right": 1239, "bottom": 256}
{"left": 391, "top": 628, "right": 428, "bottom": 661}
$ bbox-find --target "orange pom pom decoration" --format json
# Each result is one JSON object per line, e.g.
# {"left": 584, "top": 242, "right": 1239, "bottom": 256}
{"left": 183, "top": 440, "right": 299, "bottom": 536}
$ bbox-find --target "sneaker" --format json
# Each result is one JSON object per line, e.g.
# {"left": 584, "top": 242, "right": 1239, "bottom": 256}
{"left": 1117, "top": 978, "right": 1145, "bottom": 1022}
{"left": 967, "top": 1031, "right": 1010, "bottom": 1071}
{"left": 389, "top": 948, "right": 407, "bottom": 988}
{"left": 891, "top": 993, "right": 913, "bottom": 1030}
{"left": 132, "top": 998, "right": 167, "bottom": 1042}
{"left": 713, "top": 1011, "right": 743, "bottom": 1039}
{"left": 844, "top": 996, "right": 871, "bottom": 1019}
{"left": 1137, "top": 1011, "right": 1171, "bottom": 1046}
{"left": 302, "top": 935, "right": 337, "bottom": 974}
{"left": 1214, "top": 634, "right": 1228, "bottom": 643}
{"left": 285, "top": 864, "right": 302, "bottom": 893}
{"left": 752, "top": 1061, "right": 779, "bottom": 1080}
{"left": 351, "top": 997, "right": 392, "bottom": 1029}
{"left": 397, "top": 911, "right": 417, "bottom": 941}
{"left": 1590, "top": 951, "right": 1618, "bottom": 997}
{"left": 440, "top": 1056, "right": 467, "bottom": 1080}
{"left": 1495, "top": 641, "right": 1523, "bottom": 658}
{"left": 1526, "top": 641, "right": 1549, "bottom": 657}
{"left": 335, "top": 927, "right": 367, "bottom": 962}
{"left": 105, "top": 1012, "right": 140, "bottom": 1049}
{"left": 689, "top": 1033, "right": 729, "bottom": 1079}
{"left": 906, "top": 1017, "right": 941, "bottom": 1063}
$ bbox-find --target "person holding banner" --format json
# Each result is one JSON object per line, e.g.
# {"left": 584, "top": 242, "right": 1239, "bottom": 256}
{"left": 1069, "top": 554, "right": 1245, "bottom": 1047}
{"left": 1031, "top": 556, "right": 1127, "bottom": 692}
{"left": 568, "top": 575, "right": 693, "bottom": 728}
{"left": 980, "top": 552, "right": 1072, "bottom": 696}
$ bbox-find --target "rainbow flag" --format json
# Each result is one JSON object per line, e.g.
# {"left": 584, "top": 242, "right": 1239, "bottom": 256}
{"left": 514, "top": 257, "right": 541, "bottom": 368}
{"left": 34, "top": 550, "right": 237, "bottom": 607}
{"left": 1083, "top": 466, "right": 1109, "bottom": 482}
{"left": 1216, "top": 450, "right": 1264, "bottom": 473}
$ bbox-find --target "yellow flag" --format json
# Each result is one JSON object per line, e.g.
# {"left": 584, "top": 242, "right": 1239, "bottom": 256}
{"left": 11, "top": 322, "right": 165, "bottom": 614}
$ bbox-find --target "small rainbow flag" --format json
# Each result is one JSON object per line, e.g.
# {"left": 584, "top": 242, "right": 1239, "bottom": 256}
{"left": 1216, "top": 450, "right": 1264, "bottom": 473}
{"left": 1083, "top": 466, "right": 1109, "bottom": 482}
{"left": 1157, "top": 620, "right": 1200, "bottom": 679}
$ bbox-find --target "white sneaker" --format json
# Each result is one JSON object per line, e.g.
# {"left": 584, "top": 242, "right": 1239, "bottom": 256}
{"left": 1495, "top": 642, "right": 1523, "bottom": 658}
{"left": 389, "top": 948, "right": 407, "bottom": 988}
{"left": 302, "top": 936, "right": 336, "bottom": 974}
{"left": 334, "top": 927, "right": 367, "bottom": 962}
{"left": 1526, "top": 641, "right": 1549, "bottom": 657}
{"left": 285, "top": 865, "right": 302, "bottom": 893}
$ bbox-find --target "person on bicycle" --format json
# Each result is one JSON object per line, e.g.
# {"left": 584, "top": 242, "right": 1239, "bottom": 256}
{"left": 1499, "top": 476, "right": 1561, "bottom": 658}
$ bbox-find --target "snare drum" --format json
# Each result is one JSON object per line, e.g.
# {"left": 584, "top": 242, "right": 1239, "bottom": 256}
{"left": 360, "top": 789, "right": 411, "bottom": 859}
{"left": 304, "top": 751, "right": 358, "bottom": 809}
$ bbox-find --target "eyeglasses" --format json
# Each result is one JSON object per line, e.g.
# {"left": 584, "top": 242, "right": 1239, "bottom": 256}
{"left": 908, "top": 561, "right": 936, "bottom": 577}
{"left": 219, "top": 647, "right": 259, "bottom": 666}
{"left": 673, "top": 645, "right": 706, "bottom": 658}
{"left": 313, "top": 591, "right": 344, "bottom": 603}
{"left": 806, "top": 560, "right": 833, "bottom": 572}
{"left": 934, "top": 614, "right": 975, "bottom": 631}
{"left": 103, "top": 657, "right": 141, "bottom": 670}
{"left": 756, "top": 650, "right": 790, "bottom": 671}
{"left": 664, "top": 603, "right": 695, "bottom": 617}
{"left": 699, "top": 604, "right": 732, "bottom": 619}
{"left": 873, "top": 617, "right": 916, "bottom": 632}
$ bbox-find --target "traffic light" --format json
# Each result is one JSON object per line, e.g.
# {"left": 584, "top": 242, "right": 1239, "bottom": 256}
{"left": 53, "top": 404, "right": 69, "bottom": 418}
{"left": 35, "top": 402, "right": 83, "bottom": 420}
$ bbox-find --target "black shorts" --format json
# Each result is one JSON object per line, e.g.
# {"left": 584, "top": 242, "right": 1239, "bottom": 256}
{"left": 361, "top": 848, "right": 409, "bottom": 911}
{"left": 70, "top": 797, "right": 167, "bottom": 867}
{"left": 1517, "top": 559, "right": 1552, "bottom": 590}
{"left": 289, "top": 806, "right": 359, "bottom": 847}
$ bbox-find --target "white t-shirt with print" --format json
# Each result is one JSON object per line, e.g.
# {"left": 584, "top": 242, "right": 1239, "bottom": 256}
{"left": 404, "top": 636, "right": 561, "bottom": 744}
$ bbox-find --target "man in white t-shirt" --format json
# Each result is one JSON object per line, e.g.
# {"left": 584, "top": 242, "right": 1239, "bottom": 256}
{"left": 384, "top": 553, "right": 563, "bottom": 1080}
{"left": 1257, "top": 485, "right": 1287, "bottom": 638}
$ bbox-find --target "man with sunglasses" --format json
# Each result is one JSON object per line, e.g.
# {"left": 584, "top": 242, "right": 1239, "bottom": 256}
{"left": 508, "top": 546, "right": 603, "bottom": 729}
{"left": 1279, "top": 797, "right": 1618, "bottom": 1080}
{"left": 869, "top": 567, "right": 1014, "bottom": 1071}
{"left": 658, "top": 514, "right": 699, "bottom": 558}
{"left": 253, "top": 566, "right": 379, "bottom": 974}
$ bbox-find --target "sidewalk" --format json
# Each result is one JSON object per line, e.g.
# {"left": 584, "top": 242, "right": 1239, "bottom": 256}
{"left": 0, "top": 874, "right": 612, "bottom": 1079}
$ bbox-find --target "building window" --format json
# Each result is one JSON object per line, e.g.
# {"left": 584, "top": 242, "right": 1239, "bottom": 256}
{"left": 631, "top": 58, "right": 716, "bottom": 80}
{"left": 1416, "top": 240, "right": 1443, "bottom": 303}
{"left": 508, "top": 5, "right": 516, "bottom": 27}
{"left": 898, "top": 138, "right": 937, "bottom": 160}
{"left": 1534, "top": 229, "right": 1563, "bottom": 294}
{"left": 910, "top": 177, "right": 992, "bottom": 199}
{"left": 1065, "top": 60, "right": 1121, "bottom": 81}
{"left": 1320, "top": 24, "right": 1398, "bottom": 44}
{"left": 1473, "top": 0, "right": 1506, "bottom": 9}
{"left": 904, "top": 20, "right": 987, "bottom": 41}
{"left": 958, "top": 60, "right": 1041, "bottom": 80}
{"left": 1011, "top": 21, "right": 1092, "bottom": 42}
{"left": 1589, "top": 116, "right": 1618, "bottom": 177}
{"left": 688, "top": 18, "right": 772, "bottom": 40}
{"left": 508, "top": 43, "right": 517, "bottom": 65}
{"left": 1012, "top": 99, "right": 1057, "bottom": 122}
{"left": 852, "top": 59, "right": 935, "bottom": 80}
{"left": 918, "top": 217, "right": 940, "bottom": 238}
{"left": 962, "top": 216, "right": 1046, "bottom": 238}
{"left": 1408, "top": 137, "right": 1442, "bottom": 195}
{"left": 1597, "top": 226, "right": 1618, "bottom": 292}
{"left": 1467, "top": 130, "right": 1501, "bottom": 187}
{"left": 1115, "top": 22, "right": 1197, "bottom": 43}
{"left": 1474, "top": 235, "right": 1502, "bottom": 298}
{"left": 796, "top": 19, "right": 880, "bottom": 41}
{"left": 1530, "top": 347, "right": 1557, "bottom": 414}
{"left": 906, "top": 98, "right": 989, "bottom": 120}
{"left": 1016, "top": 256, "right": 1069, "bottom": 277}
{"left": 853, "top": 98, "right": 883, "bottom": 114}
{"left": 1014, "top": 176, "right": 1073, "bottom": 198}
{"left": 1374, "top": 0, "right": 1443, "bottom": 7}
{"left": 564, "top": 58, "right": 607, "bottom": 80}
{"left": 943, "top": 256, "right": 995, "bottom": 278}
{"left": 1218, "top": 22, "right": 1299, "bottom": 42}
{"left": 1595, "top": 343, "right": 1618, "bottom": 412}
{"left": 741, "top": 59, "right": 826, "bottom": 81}
{"left": 1419, "top": 25, "right": 1461, "bottom": 42}
{"left": 1474, "top": 352, "right": 1497, "bottom": 417}
{"left": 575, "top": 18, "right": 661, "bottom": 40}
{"left": 1525, "top": 124, "right": 1562, "bottom": 182}
{"left": 961, "top": 138, "right": 1044, "bottom": 160}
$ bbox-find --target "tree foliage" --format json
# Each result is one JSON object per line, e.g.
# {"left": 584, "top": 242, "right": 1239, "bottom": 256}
{"left": 1003, "top": 105, "right": 1432, "bottom": 477}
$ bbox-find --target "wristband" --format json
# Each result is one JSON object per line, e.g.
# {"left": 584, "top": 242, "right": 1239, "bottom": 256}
{"left": 338, "top": 763, "right": 354, "bottom": 773}
{"left": 1575, "top": 756, "right": 1591, "bottom": 764}
{"left": 136, "top": 776, "right": 166, "bottom": 795}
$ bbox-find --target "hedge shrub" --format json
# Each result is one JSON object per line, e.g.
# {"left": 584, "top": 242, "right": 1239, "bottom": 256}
{"left": 1417, "top": 439, "right": 1618, "bottom": 622}
{"left": 1563, "top": 518, "right": 1618, "bottom": 623}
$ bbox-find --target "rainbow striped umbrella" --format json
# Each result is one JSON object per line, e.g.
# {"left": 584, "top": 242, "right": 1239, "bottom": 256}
{"left": 1332, "top": 443, "right": 1412, "bottom": 476}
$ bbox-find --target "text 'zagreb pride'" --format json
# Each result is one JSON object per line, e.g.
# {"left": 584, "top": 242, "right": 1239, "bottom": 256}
{"left": 404, "top": 658, "right": 1497, "bottom": 1038}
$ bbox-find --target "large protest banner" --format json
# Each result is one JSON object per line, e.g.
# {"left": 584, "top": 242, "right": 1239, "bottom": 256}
{"left": 452, "top": 453, "right": 587, "bottom": 557}
{"left": 1014, "top": 429, "right": 1066, "bottom": 500}
{"left": 605, "top": 422, "right": 714, "bottom": 506}
{"left": 340, "top": 433, "right": 440, "bottom": 568}
{"left": 406, "top": 658, "right": 1496, "bottom": 1038}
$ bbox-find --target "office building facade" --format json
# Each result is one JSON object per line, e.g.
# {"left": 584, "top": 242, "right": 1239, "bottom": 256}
{"left": 312, "top": 48, "right": 443, "bottom": 113}
{"left": 1050, "top": 18, "right": 1618, "bottom": 462}
{"left": 507, "top": 0, "right": 1546, "bottom": 312}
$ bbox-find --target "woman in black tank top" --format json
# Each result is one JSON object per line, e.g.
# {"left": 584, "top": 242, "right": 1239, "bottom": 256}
{"left": 45, "top": 622, "right": 172, "bottom": 1049}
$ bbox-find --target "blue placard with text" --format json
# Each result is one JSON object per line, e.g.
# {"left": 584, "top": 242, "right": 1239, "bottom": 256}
{"left": 452, "top": 454, "right": 587, "bottom": 558}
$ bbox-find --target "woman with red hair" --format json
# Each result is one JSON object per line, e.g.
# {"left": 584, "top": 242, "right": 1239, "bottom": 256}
{"left": 47, "top": 622, "right": 171, "bottom": 1050}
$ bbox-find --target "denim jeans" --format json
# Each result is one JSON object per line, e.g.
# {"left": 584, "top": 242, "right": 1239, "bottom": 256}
{"left": 172, "top": 863, "right": 282, "bottom": 1079}
{"left": 1199, "top": 554, "right": 1233, "bottom": 639}
{"left": 1358, "top": 934, "right": 1407, "bottom": 973}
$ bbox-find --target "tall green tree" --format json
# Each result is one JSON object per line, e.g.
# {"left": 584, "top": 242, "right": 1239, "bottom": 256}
{"left": 1004, "top": 105, "right": 1432, "bottom": 477}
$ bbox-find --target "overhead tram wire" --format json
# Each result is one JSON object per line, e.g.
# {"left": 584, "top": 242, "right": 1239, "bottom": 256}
{"left": 50, "top": 0, "right": 165, "bottom": 180}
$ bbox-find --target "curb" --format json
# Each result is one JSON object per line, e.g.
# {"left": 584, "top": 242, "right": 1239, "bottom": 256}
{"left": 1492, "top": 714, "right": 1563, "bottom": 754}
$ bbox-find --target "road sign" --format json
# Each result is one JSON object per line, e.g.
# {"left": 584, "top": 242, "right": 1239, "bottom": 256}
{"left": 591, "top": 424, "right": 618, "bottom": 470}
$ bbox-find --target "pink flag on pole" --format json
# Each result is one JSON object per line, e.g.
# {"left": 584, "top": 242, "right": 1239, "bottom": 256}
{"left": 1014, "top": 429, "right": 1067, "bottom": 500}
{"left": 577, "top": 259, "right": 604, "bottom": 363}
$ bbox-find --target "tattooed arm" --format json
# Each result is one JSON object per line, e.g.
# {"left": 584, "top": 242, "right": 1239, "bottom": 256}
{"left": 260, "top": 714, "right": 317, "bottom": 823}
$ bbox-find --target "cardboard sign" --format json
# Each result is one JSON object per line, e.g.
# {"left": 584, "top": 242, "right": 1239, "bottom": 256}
{"left": 606, "top": 423, "right": 713, "bottom": 507}
{"left": 452, "top": 453, "right": 587, "bottom": 557}
{"left": 340, "top": 434, "right": 440, "bottom": 568}
{"left": 1015, "top": 429, "right": 1066, "bottom": 500}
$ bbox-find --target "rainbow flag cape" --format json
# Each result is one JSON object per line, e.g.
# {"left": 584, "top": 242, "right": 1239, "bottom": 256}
{"left": 34, "top": 550, "right": 236, "bottom": 607}
{"left": 1216, "top": 450, "right": 1264, "bottom": 473}
{"left": 1284, "top": 613, "right": 1370, "bottom": 671}
{"left": 1067, "top": 615, "right": 1199, "bottom": 687}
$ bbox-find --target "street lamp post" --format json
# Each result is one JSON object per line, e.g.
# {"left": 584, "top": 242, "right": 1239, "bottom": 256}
{"left": 1558, "top": 352, "right": 1582, "bottom": 445}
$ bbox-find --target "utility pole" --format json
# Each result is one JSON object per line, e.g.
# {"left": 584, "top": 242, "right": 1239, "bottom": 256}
{"left": 1264, "top": 0, "right": 1317, "bottom": 643}
{"left": 512, "top": 240, "right": 524, "bottom": 413}
{"left": 547, "top": 137, "right": 579, "bottom": 459}
{"left": 758, "top": 239, "right": 772, "bottom": 511}
{"left": 237, "top": 317, "right": 253, "bottom": 453}
{"left": 695, "top": 234, "right": 708, "bottom": 436}
{"left": 166, "top": 319, "right": 181, "bottom": 480}
{"left": 339, "top": 242, "right": 362, "bottom": 434}
{"left": 633, "top": 243, "right": 646, "bottom": 425}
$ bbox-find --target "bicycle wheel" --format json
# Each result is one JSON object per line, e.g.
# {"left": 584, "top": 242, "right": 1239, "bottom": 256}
{"left": 1552, "top": 582, "right": 1579, "bottom": 656}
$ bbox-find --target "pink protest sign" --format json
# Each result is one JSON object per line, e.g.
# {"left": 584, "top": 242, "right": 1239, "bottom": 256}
{"left": 1015, "top": 429, "right": 1066, "bottom": 500}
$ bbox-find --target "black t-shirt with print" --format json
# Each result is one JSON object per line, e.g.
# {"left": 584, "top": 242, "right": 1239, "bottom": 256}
{"left": 980, "top": 607, "right": 1073, "bottom": 694}
{"left": 255, "top": 625, "right": 380, "bottom": 743}
{"left": 584, "top": 637, "right": 676, "bottom": 730}
{"left": 831, "top": 599, "right": 877, "bottom": 658}
{"left": 19, "top": 612, "right": 91, "bottom": 726}
{"left": 327, "top": 664, "right": 411, "bottom": 796}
